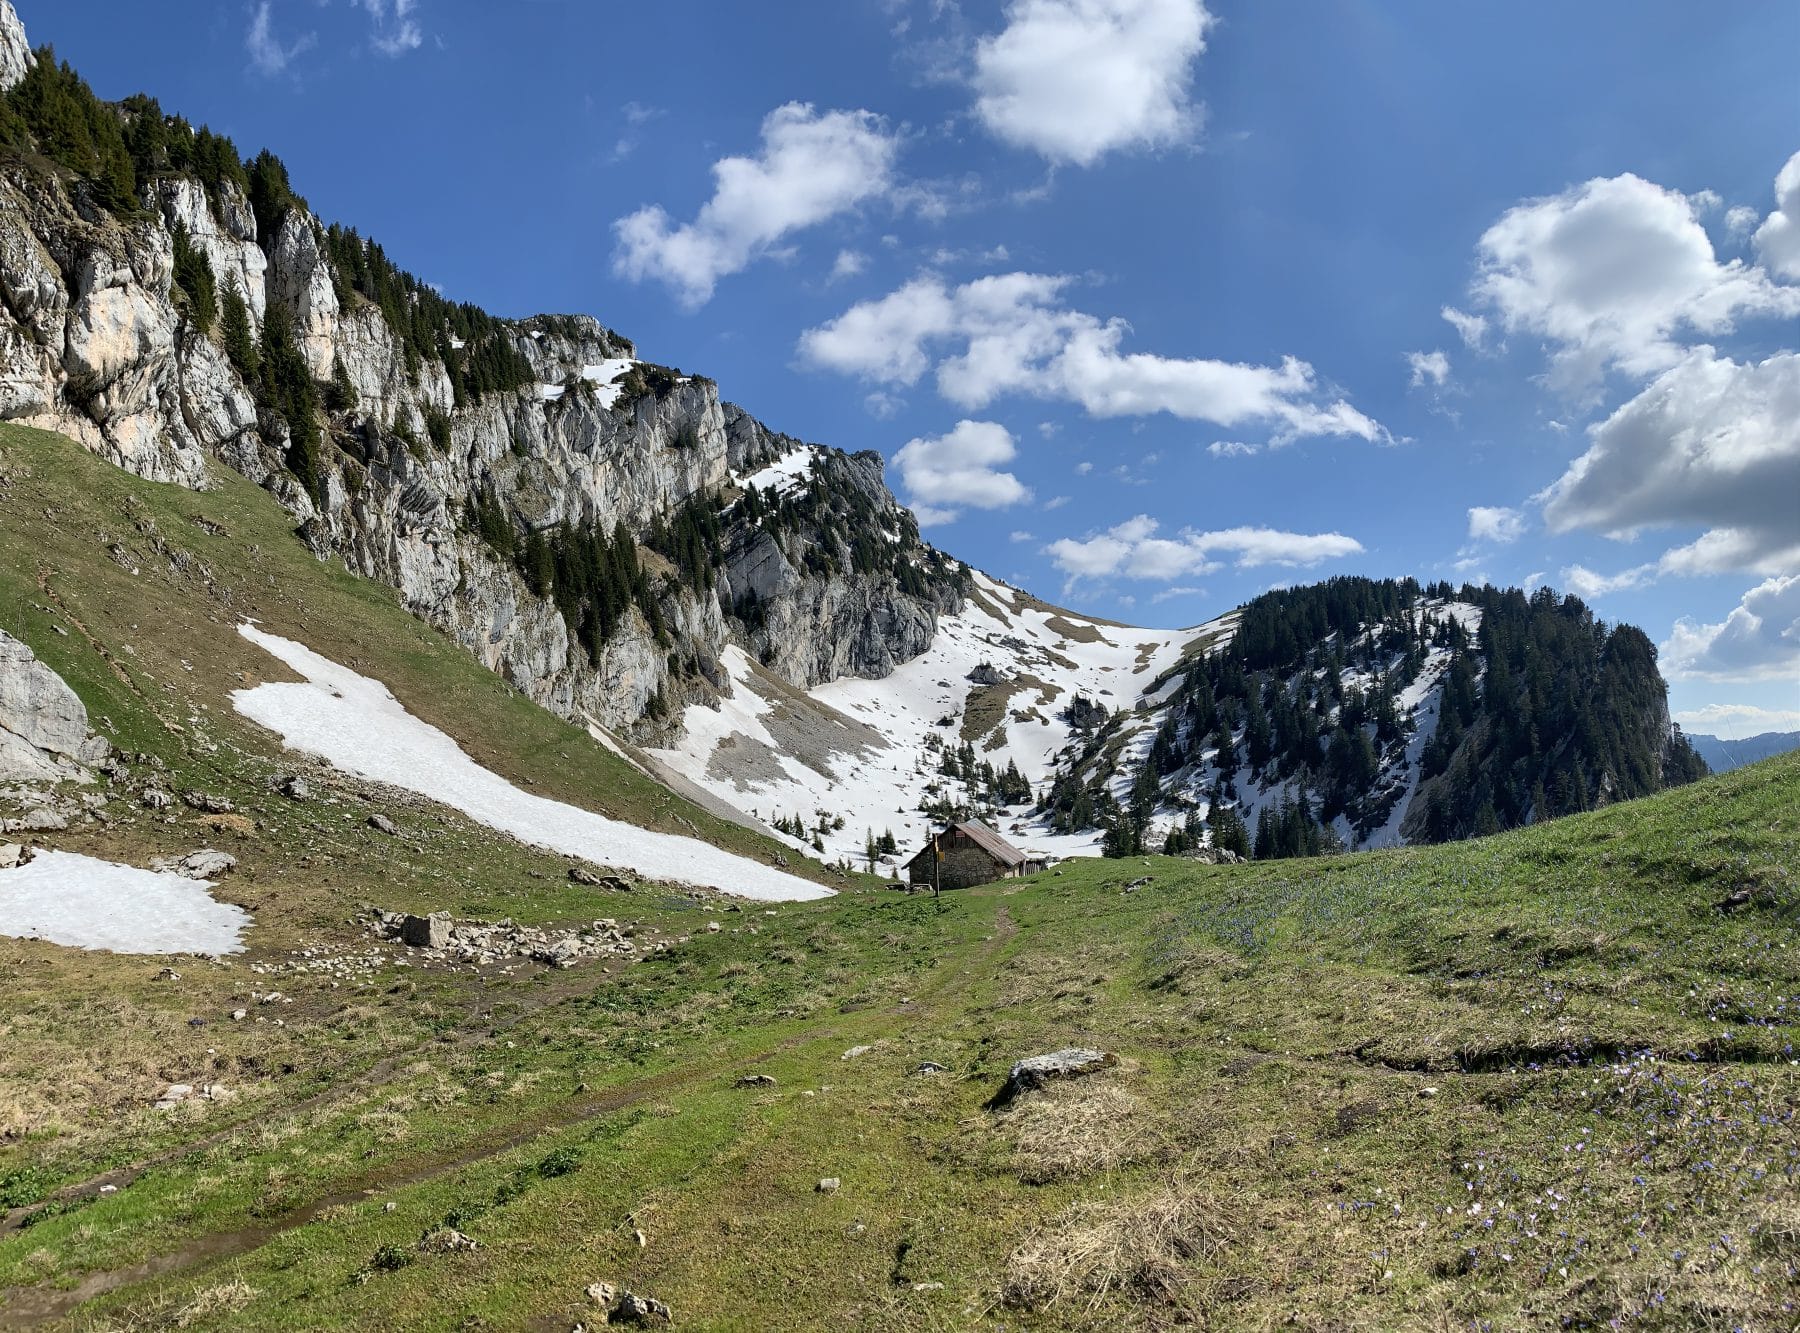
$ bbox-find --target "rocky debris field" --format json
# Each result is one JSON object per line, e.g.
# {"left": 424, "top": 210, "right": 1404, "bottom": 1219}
{"left": 364, "top": 908, "right": 657, "bottom": 972}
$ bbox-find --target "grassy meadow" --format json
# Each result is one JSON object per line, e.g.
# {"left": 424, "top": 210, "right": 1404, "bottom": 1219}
{"left": 0, "top": 424, "right": 1796, "bottom": 1329}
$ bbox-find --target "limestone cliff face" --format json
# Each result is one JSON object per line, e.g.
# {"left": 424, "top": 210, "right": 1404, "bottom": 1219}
{"left": 0, "top": 17, "right": 958, "bottom": 739}
{"left": 0, "top": 2, "right": 30, "bottom": 94}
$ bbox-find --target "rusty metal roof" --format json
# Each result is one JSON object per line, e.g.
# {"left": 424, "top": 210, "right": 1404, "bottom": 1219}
{"left": 948, "top": 819, "right": 1030, "bottom": 867}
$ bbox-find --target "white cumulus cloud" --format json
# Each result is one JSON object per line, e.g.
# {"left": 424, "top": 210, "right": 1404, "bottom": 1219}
{"left": 1441, "top": 306, "right": 1488, "bottom": 350}
{"left": 1408, "top": 349, "right": 1450, "bottom": 388}
{"left": 1467, "top": 506, "right": 1526, "bottom": 544}
{"left": 1467, "top": 172, "right": 1800, "bottom": 397}
{"left": 972, "top": 0, "right": 1214, "bottom": 167}
{"left": 1560, "top": 563, "right": 1656, "bottom": 600}
{"left": 1672, "top": 702, "right": 1800, "bottom": 739}
{"left": 1662, "top": 574, "right": 1800, "bottom": 682}
{"left": 1045, "top": 515, "right": 1362, "bottom": 590}
{"left": 1752, "top": 149, "right": 1800, "bottom": 280}
{"left": 801, "top": 272, "right": 1386, "bottom": 443}
{"left": 1540, "top": 349, "right": 1800, "bottom": 577}
{"left": 893, "top": 420, "right": 1031, "bottom": 525}
{"left": 613, "top": 104, "right": 900, "bottom": 308}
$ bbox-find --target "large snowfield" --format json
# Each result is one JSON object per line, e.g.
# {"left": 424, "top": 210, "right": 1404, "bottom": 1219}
{"left": 230, "top": 625, "right": 832, "bottom": 902}
{"left": 652, "top": 571, "right": 1221, "bottom": 867}
{"left": 0, "top": 850, "right": 249, "bottom": 954}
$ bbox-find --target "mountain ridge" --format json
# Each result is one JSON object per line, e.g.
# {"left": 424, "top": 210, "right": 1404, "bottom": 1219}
{"left": 0, "top": 2, "right": 1702, "bottom": 865}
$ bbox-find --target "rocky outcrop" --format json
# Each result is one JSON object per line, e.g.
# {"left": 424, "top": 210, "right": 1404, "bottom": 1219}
{"left": 0, "top": 1, "right": 30, "bottom": 92}
{"left": 0, "top": 629, "right": 107, "bottom": 782}
{"left": 0, "top": 0, "right": 961, "bottom": 743}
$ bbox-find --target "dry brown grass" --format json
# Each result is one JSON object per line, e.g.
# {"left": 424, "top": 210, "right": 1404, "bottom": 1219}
{"left": 172, "top": 1279, "right": 258, "bottom": 1327}
{"left": 1002, "top": 1181, "right": 1228, "bottom": 1312}
{"left": 994, "top": 1079, "right": 1165, "bottom": 1183}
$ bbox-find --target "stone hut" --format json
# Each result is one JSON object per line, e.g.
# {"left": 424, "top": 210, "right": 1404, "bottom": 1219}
{"left": 905, "top": 820, "right": 1044, "bottom": 891}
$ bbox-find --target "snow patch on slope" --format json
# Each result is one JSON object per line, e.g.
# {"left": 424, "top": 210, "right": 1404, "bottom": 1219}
{"left": 0, "top": 851, "right": 248, "bottom": 954}
{"left": 230, "top": 625, "right": 830, "bottom": 902}
{"left": 653, "top": 572, "right": 1218, "bottom": 867}
{"left": 540, "top": 358, "right": 639, "bottom": 407}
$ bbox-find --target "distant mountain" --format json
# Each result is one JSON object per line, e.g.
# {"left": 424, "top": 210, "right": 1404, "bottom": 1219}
{"left": 1686, "top": 732, "right": 1800, "bottom": 772}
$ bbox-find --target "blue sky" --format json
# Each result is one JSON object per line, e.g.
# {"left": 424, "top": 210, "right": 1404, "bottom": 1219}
{"left": 21, "top": 0, "right": 1800, "bottom": 737}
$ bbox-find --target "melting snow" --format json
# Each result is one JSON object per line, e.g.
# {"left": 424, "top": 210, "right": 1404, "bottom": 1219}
{"left": 738, "top": 446, "right": 823, "bottom": 499}
{"left": 653, "top": 572, "right": 1215, "bottom": 866}
{"left": 230, "top": 626, "right": 831, "bottom": 902}
{"left": 539, "top": 358, "right": 639, "bottom": 409}
{"left": 0, "top": 850, "right": 249, "bottom": 954}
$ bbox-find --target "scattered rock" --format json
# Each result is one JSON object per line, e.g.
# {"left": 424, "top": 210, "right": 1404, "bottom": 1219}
{"left": 988, "top": 1048, "right": 1117, "bottom": 1109}
{"left": 841, "top": 1045, "right": 872, "bottom": 1061}
{"left": 367, "top": 813, "right": 400, "bottom": 836}
{"left": 913, "top": 1061, "right": 947, "bottom": 1076}
{"left": 967, "top": 662, "right": 1005, "bottom": 686}
{"left": 817, "top": 1177, "right": 841, "bottom": 1193}
{"left": 275, "top": 774, "right": 310, "bottom": 801}
{"left": 366, "top": 907, "right": 643, "bottom": 970}
{"left": 1125, "top": 875, "right": 1153, "bottom": 889}
{"left": 0, "top": 842, "right": 29, "bottom": 870}
{"left": 182, "top": 790, "right": 234, "bottom": 814}
{"left": 735, "top": 1073, "right": 778, "bottom": 1088}
{"left": 154, "top": 1083, "right": 194, "bottom": 1110}
{"left": 1418, "top": 1086, "right": 1439, "bottom": 1099}
{"left": 912, "top": 1281, "right": 945, "bottom": 1292}
{"left": 150, "top": 848, "right": 237, "bottom": 879}
{"left": 417, "top": 1228, "right": 480, "bottom": 1254}
{"left": 140, "top": 787, "right": 174, "bottom": 810}
{"left": 230, "top": 1008, "right": 247, "bottom": 1021}
{"left": 1718, "top": 888, "right": 1755, "bottom": 913}
{"left": 584, "top": 1281, "right": 619, "bottom": 1308}
{"left": 401, "top": 912, "right": 451, "bottom": 949}
{"left": 612, "top": 1293, "right": 673, "bottom": 1326}
{"left": 705, "top": 920, "right": 721, "bottom": 933}
{"left": 156, "top": 967, "right": 181, "bottom": 982}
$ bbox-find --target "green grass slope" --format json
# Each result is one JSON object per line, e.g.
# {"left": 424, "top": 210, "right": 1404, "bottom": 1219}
{"left": 0, "top": 424, "right": 1797, "bottom": 1331}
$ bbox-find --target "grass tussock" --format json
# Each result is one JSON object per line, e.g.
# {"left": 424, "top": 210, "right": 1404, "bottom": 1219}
{"left": 1003, "top": 1181, "right": 1228, "bottom": 1312}
{"left": 994, "top": 1078, "right": 1165, "bottom": 1183}
{"left": 173, "top": 1279, "right": 258, "bottom": 1328}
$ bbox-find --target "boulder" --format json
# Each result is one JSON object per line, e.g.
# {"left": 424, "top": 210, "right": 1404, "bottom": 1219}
{"left": 182, "top": 790, "right": 235, "bottom": 814}
{"left": 151, "top": 848, "right": 237, "bottom": 880}
{"left": 612, "top": 1293, "right": 673, "bottom": 1325}
{"left": 368, "top": 813, "right": 400, "bottom": 836}
{"left": 417, "top": 1228, "right": 479, "bottom": 1254}
{"left": 0, "top": 629, "right": 96, "bottom": 783}
{"left": 0, "top": 841, "right": 27, "bottom": 869}
{"left": 988, "top": 1048, "right": 1117, "bottom": 1109}
{"left": 5, "top": 807, "right": 68, "bottom": 833}
{"left": 400, "top": 911, "right": 451, "bottom": 949}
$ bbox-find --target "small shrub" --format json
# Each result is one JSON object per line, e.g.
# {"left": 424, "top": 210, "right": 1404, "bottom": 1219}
{"left": 538, "top": 1145, "right": 583, "bottom": 1178}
